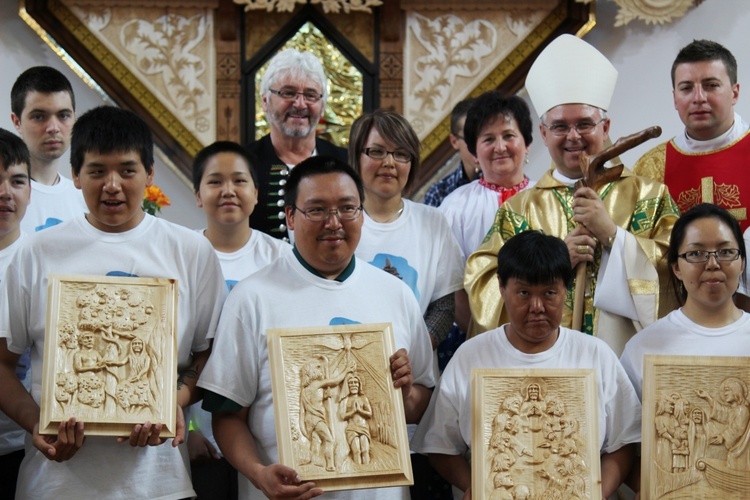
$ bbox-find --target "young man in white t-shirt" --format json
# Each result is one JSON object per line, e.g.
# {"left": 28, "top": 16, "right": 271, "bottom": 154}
{"left": 0, "top": 106, "right": 225, "bottom": 499}
{"left": 10, "top": 66, "right": 87, "bottom": 233}
{"left": 0, "top": 128, "right": 31, "bottom": 497}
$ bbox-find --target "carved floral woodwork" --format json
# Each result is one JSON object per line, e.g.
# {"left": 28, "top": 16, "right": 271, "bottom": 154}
{"left": 234, "top": 0, "right": 382, "bottom": 14}
{"left": 575, "top": 0, "right": 701, "bottom": 26}
{"left": 65, "top": 2, "right": 216, "bottom": 147}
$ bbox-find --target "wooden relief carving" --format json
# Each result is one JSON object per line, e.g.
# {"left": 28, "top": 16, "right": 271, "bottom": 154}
{"left": 267, "top": 323, "right": 413, "bottom": 491}
{"left": 472, "top": 369, "right": 601, "bottom": 500}
{"left": 642, "top": 355, "right": 750, "bottom": 498}
{"left": 40, "top": 275, "right": 178, "bottom": 437}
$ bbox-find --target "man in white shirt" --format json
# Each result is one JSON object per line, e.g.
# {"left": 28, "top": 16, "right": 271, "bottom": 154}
{"left": 0, "top": 128, "right": 31, "bottom": 497}
{"left": 199, "top": 156, "right": 434, "bottom": 499}
{"left": 10, "top": 66, "right": 87, "bottom": 233}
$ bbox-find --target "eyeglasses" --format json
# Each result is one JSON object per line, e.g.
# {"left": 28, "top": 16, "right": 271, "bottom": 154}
{"left": 293, "top": 205, "right": 363, "bottom": 222}
{"left": 542, "top": 118, "right": 606, "bottom": 137}
{"left": 678, "top": 248, "right": 741, "bottom": 263}
{"left": 268, "top": 88, "right": 323, "bottom": 103}
{"left": 363, "top": 147, "right": 413, "bottom": 163}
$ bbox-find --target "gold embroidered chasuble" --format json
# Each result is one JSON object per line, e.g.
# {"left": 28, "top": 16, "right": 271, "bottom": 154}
{"left": 464, "top": 167, "right": 680, "bottom": 354}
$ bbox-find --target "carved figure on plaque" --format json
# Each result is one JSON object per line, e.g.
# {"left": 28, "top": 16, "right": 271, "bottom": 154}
{"left": 298, "top": 355, "right": 354, "bottom": 472}
{"left": 339, "top": 374, "right": 373, "bottom": 465}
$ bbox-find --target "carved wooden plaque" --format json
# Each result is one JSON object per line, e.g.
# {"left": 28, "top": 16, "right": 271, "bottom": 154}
{"left": 267, "top": 323, "right": 413, "bottom": 492}
{"left": 40, "top": 275, "right": 178, "bottom": 437}
{"left": 471, "top": 369, "right": 601, "bottom": 500}
{"left": 642, "top": 355, "right": 750, "bottom": 499}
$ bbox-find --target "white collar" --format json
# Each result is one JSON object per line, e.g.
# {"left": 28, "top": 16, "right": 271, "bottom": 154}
{"left": 675, "top": 112, "right": 750, "bottom": 152}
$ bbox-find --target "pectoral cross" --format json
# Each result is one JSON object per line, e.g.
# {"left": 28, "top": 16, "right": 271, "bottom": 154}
{"left": 701, "top": 176, "right": 747, "bottom": 223}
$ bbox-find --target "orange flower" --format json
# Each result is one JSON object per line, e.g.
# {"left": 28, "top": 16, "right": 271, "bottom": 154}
{"left": 142, "top": 185, "right": 171, "bottom": 215}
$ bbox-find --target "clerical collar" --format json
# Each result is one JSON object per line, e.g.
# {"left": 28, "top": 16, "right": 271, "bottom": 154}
{"left": 676, "top": 112, "right": 750, "bottom": 153}
{"left": 551, "top": 168, "right": 581, "bottom": 187}
{"left": 292, "top": 245, "right": 355, "bottom": 282}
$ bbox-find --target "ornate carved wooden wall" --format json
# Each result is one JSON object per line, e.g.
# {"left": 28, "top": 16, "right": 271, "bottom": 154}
{"left": 20, "top": 0, "right": 593, "bottom": 192}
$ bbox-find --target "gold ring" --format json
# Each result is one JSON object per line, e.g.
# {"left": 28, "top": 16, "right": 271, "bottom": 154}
{"left": 576, "top": 245, "right": 588, "bottom": 255}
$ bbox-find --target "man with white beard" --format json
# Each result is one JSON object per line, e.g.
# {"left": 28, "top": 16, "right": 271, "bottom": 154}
{"left": 248, "top": 49, "right": 347, "bottom": 240}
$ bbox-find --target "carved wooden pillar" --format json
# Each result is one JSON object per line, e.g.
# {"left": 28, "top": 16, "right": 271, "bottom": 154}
{"left": 216, "top": 0, "right": 241, "bottom": 142}
{"left": 378, "top": 1, "right": 403, "bottom": 114}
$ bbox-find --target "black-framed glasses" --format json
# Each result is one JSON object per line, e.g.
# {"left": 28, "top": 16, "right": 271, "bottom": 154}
{"left": 542, "top": 118, "right": 606, "bottom": 137}
{"left": 268, "top": 88, "right": 323, "bottom": 103}
{"left": 363, "top": 147, "right": 413, "bottom": 163}
{"left": 678, "top": 248, "right": 741, "bottom": 263}
{"left": 293, "top": 205, "right": 363, "bottom": 222}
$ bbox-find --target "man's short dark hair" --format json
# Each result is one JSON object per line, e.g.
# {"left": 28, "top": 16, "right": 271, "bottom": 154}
{"left": 671, "top": 39, "right": 738, "bottom": 87}
{"left": 0, "top": 128, "right": 31, "bottom": 176}
{"left": 283, "top": 156, "right": 364, "bottom": 208}
{"left": 192, "top": 141, "right": 259, "bottom": 193}
{"left": 71, "top": 106, "right": 154, "bottom": 175}
{"left": 11, "top": 66, "right": 76, "bottom": 117}
{"left": 497, "top": 231, "right": 573, "bottom": 288}
{"left": 450, "top": 98, "right": 476, "bottom": 136}
{"left": 464, "top": 91, "right": 533, "bottom": 157}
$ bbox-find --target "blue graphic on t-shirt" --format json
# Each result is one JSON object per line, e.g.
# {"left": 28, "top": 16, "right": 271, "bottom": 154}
{"left": 16, "top": 348, "right": 31, "bottom": 382}
{"left": 330, "top": 317, "right": 360, "bottom": 326}
{"left": 226, "top": 279, "right": 238, "bottom": 291}
{"left": 35, "top": 218, "right": 63, "bottom": 232}
{"left": 106, "top": 271, "right": 139, "bottom": 277}
{"left": 368, "top": 253, "right": 420, "bottom": 302}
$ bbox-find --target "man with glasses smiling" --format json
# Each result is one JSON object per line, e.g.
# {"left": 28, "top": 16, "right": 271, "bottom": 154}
{"left": 249, "top": 49, "right": 347, "bottom": 241}
{"left": 465, "top": 35, "right": 679, "bottom": 356}
{"left": 199, "top": 155, "right": 434, "bottom": 499}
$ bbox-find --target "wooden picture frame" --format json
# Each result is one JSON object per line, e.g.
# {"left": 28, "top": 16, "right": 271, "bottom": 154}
{"left": 267, "top": 323, "right": 413, "bottom": 492}
{"left": 471, "top": 369, "right": 601, "bottom": 500}
{"left": 642, "top": 355, "right": 750, "bottom": 498}
{"left": 40, "top": 275, "right": 178, "bottom": 437}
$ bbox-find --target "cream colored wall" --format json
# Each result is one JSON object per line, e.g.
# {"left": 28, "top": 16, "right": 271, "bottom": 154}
{"left": 0, "top": 1, "right": 206, "bottom": 229}
{"left": 523, "top": 0, "right": 750, "bottom": 181}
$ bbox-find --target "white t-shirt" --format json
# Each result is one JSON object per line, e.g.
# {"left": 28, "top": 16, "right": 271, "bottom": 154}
{"left": 620, "top": 309, "right": 750, "bottom": 400}
{"left": 412, "top": 326, "right": 641, "bottom": 499}
{"left": 209, "top": 228, "right": 292, "bottom": 291}
{"left": 198, "top": 252, "right": 435, "bottom": 500}
{"left": 356, "top": 199, "right": 463, "bottom": 314}
{"left": 0, "top": 215, "right": 226, "bottom": 500}
{"left": 187, "top": 229, "right": 291, "bottom": 453}
{"left": 20, "top": 176, "right": 87, "bottom": 234}
{"left": 439, "top": 179, "right": 535, "bottom": 262}
{"left": 0, "top": 234, "right": 28, "bottom": 455}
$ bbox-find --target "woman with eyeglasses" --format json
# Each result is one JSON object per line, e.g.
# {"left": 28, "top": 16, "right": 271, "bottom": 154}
{"left": 619, "top": 203, "right": 750, "bottom": 495}
{"left": 621, "top": 203, "right": 750, "bottom": 398}
{"left": 349, "top": 108, "right": 464, "bottom": 498}
{"left": 349, "top": 109, "right": 463, "bottom": 348}
{"left": 438, "top": 91, "right": 535, "bottom": 264}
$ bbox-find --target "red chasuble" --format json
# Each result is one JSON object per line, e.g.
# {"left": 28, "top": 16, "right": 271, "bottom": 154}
{"left": 665, "top": 132, "right": 750, "bottom": 231}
